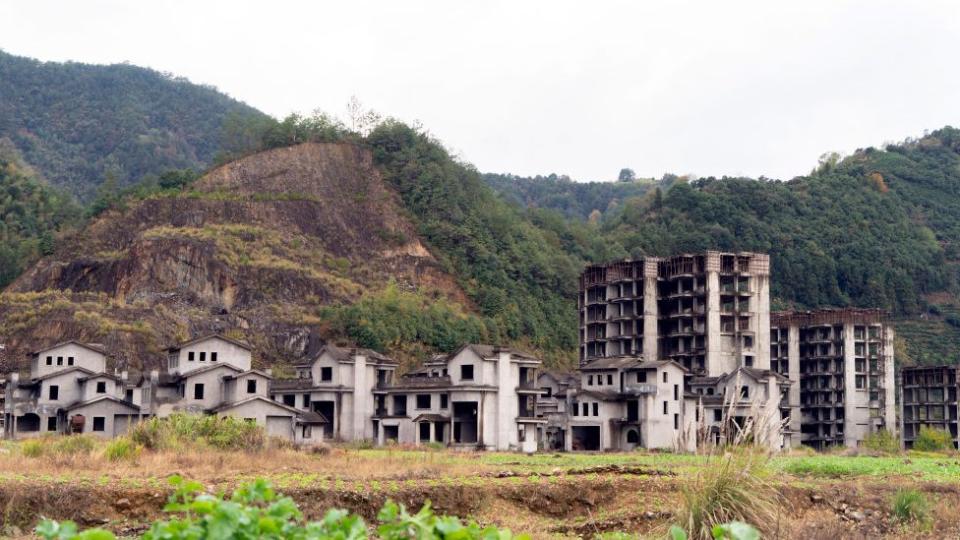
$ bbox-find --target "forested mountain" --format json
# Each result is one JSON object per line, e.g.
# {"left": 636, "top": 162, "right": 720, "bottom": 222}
{"left": 0, "top": 50, "right": 267, "bottom": 200}
{"left": 482, "top": 172, "right": 657, "bottom": 220}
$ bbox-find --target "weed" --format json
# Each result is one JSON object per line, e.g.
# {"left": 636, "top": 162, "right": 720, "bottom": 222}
{"left": 674, "top": 452, "right": 780, "bottom": 540}
{"left": 862, "top": 429, "right": 899, "bottom": 454}
{"left": 891, "top": 489, "right": 930, "bottom": 525}
{"left": 103, "top": 437, "right": 141, "bottom": 462}
{"left": 21, "top": 440, "right": 43, "bottom": 458}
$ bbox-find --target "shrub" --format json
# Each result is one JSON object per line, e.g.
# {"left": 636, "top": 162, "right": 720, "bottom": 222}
{"left": 36, "top": 476, "right": 530, "bottom": 539}
{"left": 103, "top": 437, "right": 141, "bottom": 462}
{"left": 20, "top": 440, "right": 44, "bottom": 458}
{"left": 913, "top": 426, "right": 954, "bottom": 452}
{"left": 129, "top": 414, "right": 265, "bottom": 451}
{"left": 675, "top": 452, "right": 780, "bottom": 540}
{"left": 862, "top": 429, "right": 899, "bottom": 454}
{"left": 51, "top": 435, "right": 98, "bottom": 456}
{"left": 891, "top": 489, "right": 930, "bottom": 525}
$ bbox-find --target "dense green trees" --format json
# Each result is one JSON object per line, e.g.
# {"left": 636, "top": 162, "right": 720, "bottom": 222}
{"left": 483, "top": 172, "right": 656, "bottom": 220}
{"left": 0, "top": 50, "right": 266, "bottom": 200}
{"left": 0, "top": 146, "right": 80, "bottom": 287}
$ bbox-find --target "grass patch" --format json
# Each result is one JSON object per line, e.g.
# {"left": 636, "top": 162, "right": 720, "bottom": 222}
{"left": 129, "top": 414, "right": 265, "bottom": 451}
{"left": 675, "top": 452, "right": 781, "bottom": 539}
{"left": 103, "top": 437, "right": 141, "bottom": 462}
{"left": 891, "top": 489, "right": 930, "bottom": 526}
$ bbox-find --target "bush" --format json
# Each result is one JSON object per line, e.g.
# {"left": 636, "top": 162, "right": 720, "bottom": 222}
{"left": 20, "top": 440, "right": 43, "bottom": 458}
{"left": 36, "top": 476, "right": 530, "bottom": 539}
{"left": 103, "top": 437, "right": 141, "bottom": 462}
{"left": 51, "top": 435, "right": 98, "bottom": 456}
{"left": 913, "top": 426, "right": 955, "bottom": 452}
{"left": 891, "top": 489, "right": 930, "bottom": 525}
{"left": 675, "top": 452, "right": 780, "bottom": 540}
{"left": 862, "top": 430, "right": 899, "bottom": 454}
{"left": 129, "top": 414, "right": 265, "bottom": 451}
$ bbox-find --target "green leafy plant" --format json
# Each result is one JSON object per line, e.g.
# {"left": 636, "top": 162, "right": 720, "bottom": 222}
{"left": 36, "top": 476, "right": 530, "bottom": 539}
{"left": 669, "top": 521, "right": 760, "bottom": 540}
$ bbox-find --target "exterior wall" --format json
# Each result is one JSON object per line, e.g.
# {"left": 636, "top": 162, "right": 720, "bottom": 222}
{"left": 171, "top": 338, "right": 251, "bottom": 375}
{"left": 216, "top": 399, "right": 296, "bottom": 439}
{"left": 169, "top": 365, "right": 240, "bottom": 413}
{"left": 68, "top": 401, "right": 139, "bottom": 438}
{"left": 80, "top": 376, "right": 120, "bottom": 401}
{"left": 225, "top": 372, "right": 271, "bottom": 403}
{"left": 33, "top": 344, "right": 106, "bottom": 378}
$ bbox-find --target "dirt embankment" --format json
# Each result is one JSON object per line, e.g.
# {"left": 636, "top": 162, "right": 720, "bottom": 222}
{"left": 2, "top": 474, "right": 959, "bottom": 539}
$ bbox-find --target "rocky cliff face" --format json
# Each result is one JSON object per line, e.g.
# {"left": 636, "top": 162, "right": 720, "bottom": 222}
{"left": 0, "top": 143, "right": 467, "bottom": 371}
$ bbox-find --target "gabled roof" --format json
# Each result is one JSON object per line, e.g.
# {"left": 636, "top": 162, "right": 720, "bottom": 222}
{"left": 719, "top": 367, "right": 790, "bottom": 384}
{"left": 314, "top": 344, "right": 398, "bottom": 365}
{"left": 65, "top": 395, "right": 141, "bottom": 412}
{"left": 31, "top": 366, "right": 98, "bottom": 382}
{"left": 167, "top": 334, "right": 252, "bottom": 352}
{"left": 297, "top": 411, "right": 329, "bottom": 424}
{"left": 412, "top": 413, "right": 450, "bottom": 423}
{"left": 156, "top": 363, "right": 245, "bottom": 385}
{"left": 393, "top": 375, "right": 453, "bottom": 389}
{"left": 580, "top": 356, "right": 644, "bottom": 371}
{"left": 576, "top": 389, "right": 622, "bottom": 402}
{"left": 31, "top": 341, "right": 107, "bottom": 357}
{"left": 457, "top": 344, "right": 540, "bottom": 362}
{"left": 270, "top": 379, "right": 317, "bottom": 391}
{"left": 208, "top": 395, "right": 301, "bottom": 415}
{"left": 222, "top": 369, "right": 273, "bottom": 381}
{"left": 77, "top": 372, "right": 125, "bottom": 384}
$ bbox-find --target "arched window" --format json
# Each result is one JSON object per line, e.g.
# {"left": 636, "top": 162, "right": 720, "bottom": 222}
{"left": 626, "top": 429, "right": 639, "bottom": 444}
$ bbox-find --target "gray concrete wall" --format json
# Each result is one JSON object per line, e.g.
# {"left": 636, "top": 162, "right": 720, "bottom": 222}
{"left": 33, "top": 344, "right": 106, "bottom": 378}
{"left": 173, "top": 337, "right": 251, "bottom": 375}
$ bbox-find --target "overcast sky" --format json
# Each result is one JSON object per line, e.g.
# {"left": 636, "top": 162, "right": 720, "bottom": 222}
{"left": 2, "top": 1, "right": 959, "bottom": 181}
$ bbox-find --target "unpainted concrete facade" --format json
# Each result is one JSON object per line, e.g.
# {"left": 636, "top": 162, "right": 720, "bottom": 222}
{"left": 771, "top": 309, "right": 897, "bottom": 449}
{"left": 900, "top": 365, "right": 959, "bottom": 449}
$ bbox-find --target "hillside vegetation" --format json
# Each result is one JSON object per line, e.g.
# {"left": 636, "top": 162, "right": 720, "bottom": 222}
{"left": 0, "top": 50, "right": 267, "bottom": 200}
{"left": 0, "top": 144, "right": 79, "bottom": 287}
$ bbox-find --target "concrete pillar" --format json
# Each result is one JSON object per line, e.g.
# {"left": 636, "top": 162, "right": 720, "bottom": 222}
{"left": 705, "top": 253, "right": 723, "bottom": 375}
{"left": 643, "top": 259, "right": 659, "bottom": 361}
{"left": 787, "top": 325, "right": 802, "bottom": 448}
{"left": 882, "top": 326, "right": 897, "bottom": 435}
{"left": 496, "top": 352, "right": 515, "bottom": 450}
{"left": 754, "top": 270, "right": 772, "bottom": 370}
{"left": 843, "top": 324, "right": 858, "bottom": 447}
{"left": 352, "top": 353, "right": 368, "bottom": 441}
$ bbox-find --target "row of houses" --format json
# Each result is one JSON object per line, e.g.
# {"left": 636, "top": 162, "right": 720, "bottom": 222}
{"left": 2, "top": 336, "right": 547, "bottom": 451}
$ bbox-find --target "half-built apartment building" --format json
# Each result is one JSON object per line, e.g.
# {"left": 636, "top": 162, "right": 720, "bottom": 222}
{"left": 570, "top": 251, "right": 790, "bottom": 451}
{"left": 770, "top": 309, "right": 897, "bottom": 449}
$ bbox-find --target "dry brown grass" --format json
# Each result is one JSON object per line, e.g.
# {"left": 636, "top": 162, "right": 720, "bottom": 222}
{"left": 0, "top": 439, "right": 495, "bottom": 484}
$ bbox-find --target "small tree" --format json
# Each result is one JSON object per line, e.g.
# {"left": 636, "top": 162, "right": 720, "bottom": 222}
{"left": 617, "top": 167, "right": 636, "bottom": 182}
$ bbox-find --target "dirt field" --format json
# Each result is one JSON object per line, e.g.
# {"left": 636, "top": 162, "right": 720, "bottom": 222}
{"left": 0, "top": 444, "right": 958, "bottom": 538}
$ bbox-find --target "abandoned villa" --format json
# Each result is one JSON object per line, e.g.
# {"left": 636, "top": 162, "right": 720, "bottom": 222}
{"left": 3, "top": 251, "right": 951, "bottom": 452}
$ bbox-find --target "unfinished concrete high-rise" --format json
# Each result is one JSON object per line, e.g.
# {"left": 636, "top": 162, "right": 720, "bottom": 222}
{"left": 578, "top": 251, "right": 771, "bottom": 376}
{"left": 771, "top": 309, "right": 896, "bottom": 449}
{"left": 900, "top": 365, "right": 959, "bottom": 449}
